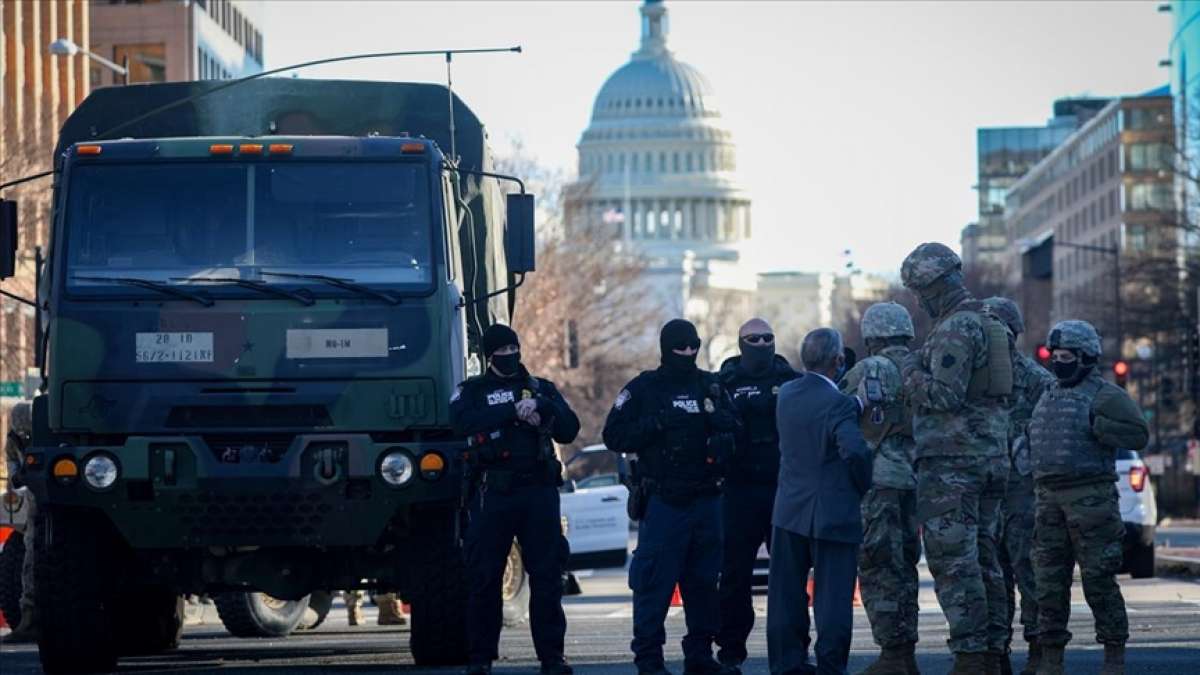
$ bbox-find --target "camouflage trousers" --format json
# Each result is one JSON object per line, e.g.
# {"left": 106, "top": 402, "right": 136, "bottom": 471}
{"left": 999, "top": 471, "right": 1037, "bottom": 647}
{"left": 859, "top": 487, "right": 920, "bottom": 648}
{"left": 1032, "top": 481, "right": 1128, "bottom": 647}
{"left": 19, "top": 492, "right": 36, "bottom": 612}
{"left": 916, "top": 455, "right": 1008, "bottom": 654}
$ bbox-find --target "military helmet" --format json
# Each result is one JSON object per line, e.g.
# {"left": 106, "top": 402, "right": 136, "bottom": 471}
{"left": 861, "top": 302, "right": 915, "bottom": 340}
{"left": 901, "top": 242, "right": 962, "bottom": 289}
{"left": 983, "top": 297, "right": 1025, "bottom": 336}
{"left": 1047, "top": 320, "right": 1102, "bottom": 358}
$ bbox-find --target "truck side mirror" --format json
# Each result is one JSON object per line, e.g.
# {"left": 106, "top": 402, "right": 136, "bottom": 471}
{"left": 0, "top": 200, "right": 17, "bottom": 279}
{"left": 505, "top": 193, "right": 536, "bottom": 273}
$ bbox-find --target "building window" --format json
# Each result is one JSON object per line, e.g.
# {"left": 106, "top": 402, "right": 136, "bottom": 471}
{"left": 1127, "top": 224, "right": 1148, "bottom": 251}
{"left": 659, "top": 153, "right": 667, "bottom": 172}
{"left": 1128, "top": 143, "right": 1171, "bottom": 172}
{"left": 630, "top": 154, "right": 638, "bottom": 173}
{"left": 1127, "top": 182, "right": 1173, "bottom": 211}
{"left": 686, "top": 153, "right": 693, "bottom": 172}
{"left": 672, "top": 153, "right": 680, "bottom": 173}
{"left": 1125, "top": 107, "right": 1167, "bottom": 130}
{"left": 698, "top": 153, "right": 706, "bottom": 172}
{"left": 113, "top": 43, "right": 167, "bottom": 84}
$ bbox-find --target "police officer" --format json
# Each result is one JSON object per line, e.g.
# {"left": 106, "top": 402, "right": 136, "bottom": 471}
{"left": 451, "top": 324, "right": 580, "bottom": 675}
{"left": 603, "top": 319, "right": 739, "bottom": 675}
{"left": 983, "top": 297, "right": 1054, "bottom": 675}
{"left": 838, "top": 302, "right": 920, "bottom": 675}
{"left": 713, "top": 318, "right": 799, "bottom": 669}
{"left": 900, "top": 242, "right": 1012, "bottom": 675}
{"left": 1028, "top": 321, "right": 1148, "bottom": 675}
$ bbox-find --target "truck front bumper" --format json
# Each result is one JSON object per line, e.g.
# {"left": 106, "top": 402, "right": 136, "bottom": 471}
{"left": 21, "top": 433, "right": 463, "bottom": 549}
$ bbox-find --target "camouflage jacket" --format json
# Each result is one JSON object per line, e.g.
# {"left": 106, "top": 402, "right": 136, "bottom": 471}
{"left": 1007, "top": 352, "right": 1054, "bottom": 476}
{"left": 840, "top": 345, "right": 915, "bottom": 490}
{"left": 904, "top": 296, "right": 1010, "bottom": 460}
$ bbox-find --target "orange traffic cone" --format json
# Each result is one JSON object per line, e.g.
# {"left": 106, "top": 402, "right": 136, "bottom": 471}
{"left": 852, "top": 579, "right": 862, "bottom": 608}
{"left": 806, "top": 574, "right": 815, "bottom": 607}
{"left": 670, "top": 584, "right": 683, "bottom": 607}
{"left": 803, "top": 574, "right": 862, "bottom": 608}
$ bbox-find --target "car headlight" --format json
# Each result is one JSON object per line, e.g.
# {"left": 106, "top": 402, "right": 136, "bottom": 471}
{"left": 380, "top": 451, "right": 414, "bottom": 487}
{"left": 83, "top": 454, "right": 119, "bottom": 490}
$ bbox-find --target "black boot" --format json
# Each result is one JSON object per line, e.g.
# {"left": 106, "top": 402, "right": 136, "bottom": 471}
{"left": 1019, "top": 638, "right": 1042, "bottom": 675}
{"left": 465, "top": 663, "right": 491, "bottom": 675}
{"left": 540, "top": 657, "right": 574, "bottom": 675}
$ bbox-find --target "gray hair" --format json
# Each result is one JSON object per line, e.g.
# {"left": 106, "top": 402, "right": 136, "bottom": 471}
{"left": 801, "top": 327, "right": 844, "bottom": 371}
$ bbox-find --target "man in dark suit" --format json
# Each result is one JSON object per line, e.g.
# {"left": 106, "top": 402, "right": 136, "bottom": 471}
{"left": 767, "top": 328, "right": 873, "bottom": 675}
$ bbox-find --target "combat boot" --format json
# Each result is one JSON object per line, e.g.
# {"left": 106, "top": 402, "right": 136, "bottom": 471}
{"left": 1099, "top": 643, "right": 1125, "bottom": 675}
{"left": 858, "top": 643, "right": 915, "bottom": 674}
{"left": 1034, "top": 644, "right": 1064, "bottom": 675}
{"left": 1019, "top": 638, "right": 1042, "bottom": 675}
{"left": 376, "top": 593, "right": 407, "bottom": 626}
{"left": 948, "top": 651, "right": 987, "bottom": 675}
{"left": 540, "top": 656, "right": 574, "bottom": 675}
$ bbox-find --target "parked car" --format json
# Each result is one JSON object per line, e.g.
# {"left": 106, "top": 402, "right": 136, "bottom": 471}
{"left": 560, "top": 445, "right": 629, "bottom": 572}
{"left": 1116, "top": 448, "right": 1157, "bottom": 578}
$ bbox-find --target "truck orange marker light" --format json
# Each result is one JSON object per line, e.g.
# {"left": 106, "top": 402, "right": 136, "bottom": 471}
{"left": 209, "top": 144, "right": 235, "bottom": 155}
{"left": 76, "top": 145, "right": 103, "bottom": 155}
{"left": 400, "top": 142, "right": 426, "bottom": 154}
{"left": 268, "top": 143, "right": 293, "bottom": 155}
{"left": 240, "top": 143, "right": 264, "bottom": 155}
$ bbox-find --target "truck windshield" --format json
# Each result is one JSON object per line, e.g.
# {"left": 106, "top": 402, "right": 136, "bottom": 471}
{"left": 64, "top": 161, "right": 434, "bottom": 296}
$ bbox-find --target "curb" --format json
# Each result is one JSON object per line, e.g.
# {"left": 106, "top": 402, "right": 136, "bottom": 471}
{"left": 1155, "top": 553, "right": 1200, "bottom": 578}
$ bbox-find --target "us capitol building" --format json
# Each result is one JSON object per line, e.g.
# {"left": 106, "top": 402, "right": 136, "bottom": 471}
{"left": 567, "top": 0, "right": 885, "bottom": 361}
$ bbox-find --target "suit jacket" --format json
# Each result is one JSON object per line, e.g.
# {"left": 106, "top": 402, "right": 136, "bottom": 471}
{"left": 772, "top": 373, "right": 873, "bottom": 544}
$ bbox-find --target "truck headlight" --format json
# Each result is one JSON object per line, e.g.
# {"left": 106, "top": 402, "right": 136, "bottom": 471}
{"left": 380, "top": 451, "right": 414, "bottom": 487}
{"left": 83, "top": 454, "right": 119, "bottom": 490}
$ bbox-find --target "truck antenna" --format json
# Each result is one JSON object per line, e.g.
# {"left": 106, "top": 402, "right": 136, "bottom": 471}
{"left": 446, "top": 51, "right": 457, "bottom": 164}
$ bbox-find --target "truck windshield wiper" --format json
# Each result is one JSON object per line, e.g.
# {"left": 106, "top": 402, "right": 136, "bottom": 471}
{"left": 259, "top": 271, "right": 401, "bottom": 305}
{"left": 71, "top": 275, "right": 215, "bottom": 307}
{"left": 173, "top": 277, "right": 316, "bottom": 306}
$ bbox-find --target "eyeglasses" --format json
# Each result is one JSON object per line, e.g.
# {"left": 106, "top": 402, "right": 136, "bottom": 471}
{"left": 670, "top": 340, "right": 701, "bottom": 352}
{"left": 741, "top": 333, "right": 775, "bottom": 345}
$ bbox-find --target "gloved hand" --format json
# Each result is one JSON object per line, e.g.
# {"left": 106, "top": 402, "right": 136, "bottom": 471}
{"left": 708, "top": 406, "right": 738, "bottom": 433}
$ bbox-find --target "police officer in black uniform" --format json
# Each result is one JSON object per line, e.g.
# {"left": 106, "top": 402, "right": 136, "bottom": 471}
{"left": 451, "top": 324, "right": 580, "bottom": 675}
{"left": 603, "top": 319, "right": 740, "bottom": 675}
{"left": 714, "top": 318, "right": 800, "bottom": 669}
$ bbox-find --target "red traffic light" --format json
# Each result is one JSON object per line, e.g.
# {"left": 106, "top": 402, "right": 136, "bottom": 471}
{"left": 1036, "top": 345, "right": 1051, "bottom": 364}
{"left": 1113, "top": 361, "right": 1129, "bottom": 377}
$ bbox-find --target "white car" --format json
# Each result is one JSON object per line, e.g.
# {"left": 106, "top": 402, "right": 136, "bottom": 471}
{"left": 560, "top": 445, "right": 629, "bottom": 571}
{"left": 1116, "top": 448, "right": 1156, "bottom": 578}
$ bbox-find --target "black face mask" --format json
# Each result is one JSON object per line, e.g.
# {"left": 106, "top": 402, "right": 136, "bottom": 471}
{"left": 739, "top": 342, "right": 774, "bottom": 375}
{"left": 662, "top": 349, "right": 699, "bottom": 375}
{"left": 491, "top": 352, "right": 521, "bottom": 377}
{"left": 660, "top": 319, "right": 701, "bottom": 377}
{"left": 1052, "top": 357, "right": 1093, "bottom": 387}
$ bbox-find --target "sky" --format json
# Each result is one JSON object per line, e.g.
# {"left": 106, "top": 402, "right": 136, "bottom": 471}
{"left": 262, "top": 1, "right": 1171, "bottom": 277}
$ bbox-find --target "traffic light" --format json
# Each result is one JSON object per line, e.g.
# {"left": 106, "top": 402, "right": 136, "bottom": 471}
{"left": 1113, "top": 360, "right": 1129, "bottom": 388}
{"left": 1035, "top": 344, "right": 1051, "bottom": 367}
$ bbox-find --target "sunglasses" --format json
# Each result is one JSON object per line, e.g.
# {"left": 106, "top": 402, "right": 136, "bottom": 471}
{"left": 671, "top": 340, "right": 702, "bottom": 351}
{"left": 741, "top": 333, "right": 775, "bottom": 345}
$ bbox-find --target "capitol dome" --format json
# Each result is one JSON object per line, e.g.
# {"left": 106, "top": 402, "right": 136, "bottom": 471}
{"left": 570, "top": 0, "right": 750, "bottom": 259}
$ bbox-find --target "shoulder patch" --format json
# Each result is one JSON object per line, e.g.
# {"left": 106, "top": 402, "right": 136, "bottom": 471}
{"left": 941, "top": 354, "right": 957, "bottom": 369}
{"left": 614, "top": 389, "right": 631, "bottom": 410}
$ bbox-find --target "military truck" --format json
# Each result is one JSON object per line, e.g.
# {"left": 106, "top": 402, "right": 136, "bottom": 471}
{"left": 0, "top": 78, "right": 536, "bottom": 673}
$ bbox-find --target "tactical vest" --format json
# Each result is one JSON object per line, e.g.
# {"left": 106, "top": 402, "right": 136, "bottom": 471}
{"left": 857, "top": 349, "right": 911, "bottom": 448}
{"left": 469, "top": 374, "right": 553, "bottom": 473}
{"left": 640, "top": 371, "right": 722, "bottom": 494}
{"left": 723, "top": 369, "right": 789, "bottom": 484}
{"left": 1029, "top": 375, "right": 1114, "bottom": 484}
{"left": 933, "top": 301, "right": 1014, "bottom": 401}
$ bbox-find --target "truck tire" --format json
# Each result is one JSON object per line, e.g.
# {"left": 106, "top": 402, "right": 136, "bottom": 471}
{"left": 297, "top": 590, "right": 333, "bottom": 630}
{"left": 35, "top": 507, "right": 121, "bottom": 674}
{"left": 0, "top": 530, "right": 24, "bottom": 629}
{"left": 1129, "top": 542, "right": 1156, "bottom": 579}
{"left": 214, "top": 592, "right": 310, "bottom": 638}
{"left": 408, "top": 509, "right": 469, "bottom": 666}
{"left": 502, "top": 542, "right": 530, "bottom": 627}
{"left": 113, "top": 585, "right": 184, "bottom": 655}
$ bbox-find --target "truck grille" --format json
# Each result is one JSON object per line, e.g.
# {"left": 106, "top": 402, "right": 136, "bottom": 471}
{"left": 173, "top": 491, "right": 333, "bottom": 539}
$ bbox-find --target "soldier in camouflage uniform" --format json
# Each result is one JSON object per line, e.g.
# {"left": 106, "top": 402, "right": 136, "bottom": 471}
{"left": 4, "top": 401, "right": 36, "bottom": 642}
{"left": 838, "top": 302, "right": 920, "bottom": 675}
{"left": 1028, "top": 320, "right": 1148, "bottom": 675}
{"left": 983, "top": 298, "right": 1054, "bottom": 675}
{"left": 900, "top": 243, "right": 1012, "bottom": 675}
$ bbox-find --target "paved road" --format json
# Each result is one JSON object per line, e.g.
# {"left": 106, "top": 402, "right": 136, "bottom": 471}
{"left": 3, "top": 567, "right": 1199, "bottom": 674}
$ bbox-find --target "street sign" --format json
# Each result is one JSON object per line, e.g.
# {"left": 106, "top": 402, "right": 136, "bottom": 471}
{"left": 0, "top": 381, "right": 22, "bottom": 397}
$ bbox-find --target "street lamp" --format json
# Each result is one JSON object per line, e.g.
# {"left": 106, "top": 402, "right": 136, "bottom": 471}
{"left": 48, "top": 38, "right": 128, "bottom": 85}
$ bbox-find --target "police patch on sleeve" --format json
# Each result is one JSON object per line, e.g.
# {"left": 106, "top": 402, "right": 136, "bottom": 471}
{"left": 450, "top": 385, "right": 462, "bottom": 403}
{"left": 614, "top": 389, "right": 631, "bottom": 410}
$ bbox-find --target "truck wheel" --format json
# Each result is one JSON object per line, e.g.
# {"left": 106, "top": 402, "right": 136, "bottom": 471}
{"left": 114, "top": 585, "right": 184, "bottom": 655}
{"left": 502, "top": 542, "right": 530, "bottom": 627}
{"left": 0, "top": 530, "right": 24, "bottom": 629}
{"left": 297, "top": 590, "right": 334, "bottom": 630}
{"left": 408, "top": 509, "right": 468, "bottom": 666}
{"left": 1129, "top": 543, "right": 1156, "bottom": 579}
{"left": 35, "top": 507, "right": 121, "bottom": 674}
{"left": 214, "top": 592, "right": 310, "bottom": 638}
